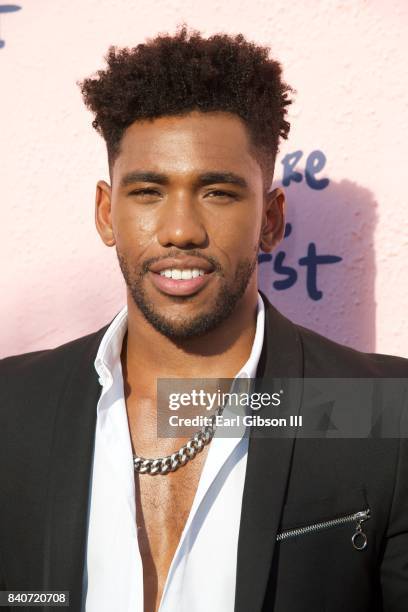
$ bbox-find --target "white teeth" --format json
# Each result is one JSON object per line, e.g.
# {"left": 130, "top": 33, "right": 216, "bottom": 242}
{"left": 159, "top": 268, "right": 207, "bottom": 279}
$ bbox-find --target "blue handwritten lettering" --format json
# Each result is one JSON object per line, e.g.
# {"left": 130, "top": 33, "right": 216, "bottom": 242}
{"left": 298, "top": 243, "right": 342, "bottom": 300}
{"left": 305, "top": 150, "right": 330, "bottom": 190}
{"left": 281, "top": 149, "right": 329, "bottom": 190}
{"left": 0, "top": 4, "right": 22, "bottom": 49}
{"left": 258, "top": 223, "right": 342, "bottom": 300}
{"left": 281, "top": 151, "right": 303, "bottom": 187}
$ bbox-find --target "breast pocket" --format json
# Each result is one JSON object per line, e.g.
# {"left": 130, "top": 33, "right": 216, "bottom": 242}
{"left": 270, "top": 487, "right": 374, "bottom": 611}
{"left": 277, "top": 486, "right": 370, "bottom": 551}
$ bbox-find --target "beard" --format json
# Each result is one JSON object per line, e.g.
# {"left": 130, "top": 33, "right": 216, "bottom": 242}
{"left": 116, "top": 247, "right": 258, "bottom": 341}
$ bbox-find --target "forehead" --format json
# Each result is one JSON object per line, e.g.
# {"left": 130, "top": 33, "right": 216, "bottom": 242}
{"left": 113, "top": 111, "right": 262, "bottom": 181}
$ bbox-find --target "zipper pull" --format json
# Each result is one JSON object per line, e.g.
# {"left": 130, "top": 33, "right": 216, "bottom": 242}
{"left": 351, "top": 509, "right": 371, "bottom": 550}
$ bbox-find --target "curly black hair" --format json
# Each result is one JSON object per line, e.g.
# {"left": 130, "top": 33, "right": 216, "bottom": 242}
{"left": 79, "top": 26, "right": 293, "bottom": 187}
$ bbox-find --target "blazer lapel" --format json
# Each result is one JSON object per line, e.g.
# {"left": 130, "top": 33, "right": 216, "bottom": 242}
{"left": 42, "top": 324, "right": 109, "bottom": 611}
{"left": 235, "top": 294, "right": 304, "bottom": 612}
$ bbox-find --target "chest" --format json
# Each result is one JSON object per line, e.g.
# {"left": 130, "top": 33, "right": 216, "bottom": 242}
{"left": 134, "top": 448, "right": 209, "bottom": 612}
{"left": 135, "top": 453, "right": 206, "bottom": 533}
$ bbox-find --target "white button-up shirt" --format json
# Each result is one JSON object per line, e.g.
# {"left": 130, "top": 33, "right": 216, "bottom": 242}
{"left": 83, "top": 293, "right": 265, "bottom": 612}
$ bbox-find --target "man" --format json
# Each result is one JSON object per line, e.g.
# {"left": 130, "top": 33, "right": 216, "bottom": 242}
{"left": 0, "top": 26, "right": 407, "bottom": 612}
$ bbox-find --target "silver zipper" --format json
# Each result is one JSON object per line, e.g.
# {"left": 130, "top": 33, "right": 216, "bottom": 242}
{"left": 276, "top": 508, "right": 371, "bottom": 550}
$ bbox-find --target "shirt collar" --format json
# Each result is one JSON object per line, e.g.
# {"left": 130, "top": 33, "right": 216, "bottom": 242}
{"left": 94, "top": 292, "right": 265, "bottom": 386}
{"left": 94, "top": 305, "right": 127, "bottom": 387}
{"left": 235, "top": 291, "right": 265, "bottom": 379}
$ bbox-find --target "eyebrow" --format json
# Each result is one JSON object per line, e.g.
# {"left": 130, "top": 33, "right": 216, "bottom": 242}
{"left": 119, "top": 171, "right": 248, "bottom": 190}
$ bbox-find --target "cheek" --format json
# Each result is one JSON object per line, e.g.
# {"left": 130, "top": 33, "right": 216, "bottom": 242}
{"left": 112, "top": 203, "right": 157, "bottom": 251}
{"left": 209, "top": 206, "right": 262, "bottom": 254}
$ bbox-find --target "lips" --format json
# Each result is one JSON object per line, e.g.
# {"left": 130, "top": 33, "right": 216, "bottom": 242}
{"left": 148, "top": 257, "right": 215, "bottom": 297}
{"left": 148, "top": 257, "right": 215, "bottom": 274}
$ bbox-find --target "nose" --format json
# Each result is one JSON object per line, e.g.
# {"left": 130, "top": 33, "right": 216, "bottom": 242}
{"left": 156, "top": 193, "right": 208, "bottom": 249}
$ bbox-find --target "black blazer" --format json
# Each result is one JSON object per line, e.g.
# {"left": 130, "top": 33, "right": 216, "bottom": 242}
{"left": 1, "top": 294, "right": 408, "bottom": 612}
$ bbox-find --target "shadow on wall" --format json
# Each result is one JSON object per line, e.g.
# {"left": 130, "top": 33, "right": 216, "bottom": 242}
{"left": 258, "top": 175, "right": 378, "bottom": 352}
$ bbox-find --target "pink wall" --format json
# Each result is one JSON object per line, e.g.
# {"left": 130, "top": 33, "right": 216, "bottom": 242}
{"left": 1, "top": 0, "right": 407, "bottom": 358}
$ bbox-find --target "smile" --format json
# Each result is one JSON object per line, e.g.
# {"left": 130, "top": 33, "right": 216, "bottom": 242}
{"left": 149, "top": 268, "right": 213, "bottom": 296}
{"left": 159, "top": 268, "right": 206, "bottom": 280}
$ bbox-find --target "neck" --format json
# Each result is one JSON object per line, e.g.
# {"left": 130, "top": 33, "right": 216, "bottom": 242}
{"left": 122, "top": 287, "right": 259, "bottom": 387}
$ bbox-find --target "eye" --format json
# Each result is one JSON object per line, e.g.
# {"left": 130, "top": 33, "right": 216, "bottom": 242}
{"left": 128, "top": 188, "right": 161, "bottom": 197}
{"left": 205, "top": 190, "right": 238, "bottom": 200}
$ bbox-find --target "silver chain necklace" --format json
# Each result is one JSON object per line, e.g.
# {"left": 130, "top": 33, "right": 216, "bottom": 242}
{"left": 133, "top": 406, "right": 223, "bottom": 476}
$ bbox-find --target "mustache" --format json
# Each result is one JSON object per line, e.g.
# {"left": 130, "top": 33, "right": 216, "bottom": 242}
{"left": 140, "top": 249, "right": 223, "bottom": 275}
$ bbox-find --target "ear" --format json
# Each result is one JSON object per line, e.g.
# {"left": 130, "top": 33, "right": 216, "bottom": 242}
{"left": 260, "top": 187, "right": 286, "bottom": 253}
{"left": 95, "top": 180, "right": 115, "bottom": 247}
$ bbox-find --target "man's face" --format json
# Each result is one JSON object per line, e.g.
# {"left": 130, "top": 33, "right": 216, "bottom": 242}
{"left": 96, "top": 111, "right": 285, "bottom": 339}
